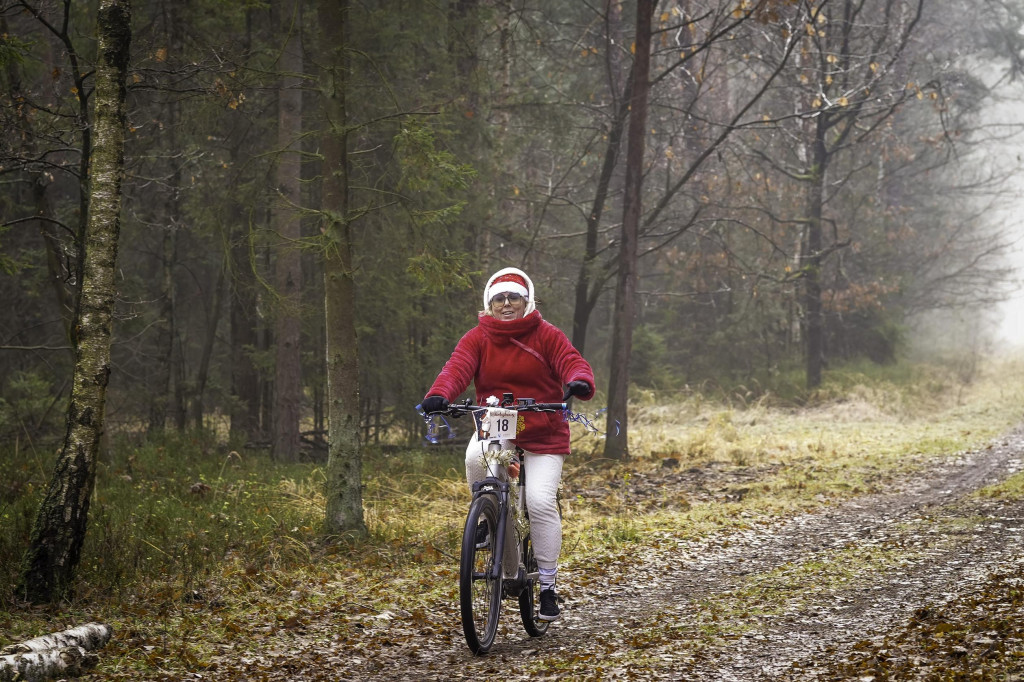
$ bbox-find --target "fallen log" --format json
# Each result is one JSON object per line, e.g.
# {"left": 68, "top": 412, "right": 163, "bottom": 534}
{"left": 0, "top": 646, "right": 95, "bottom": 682}
{"left": 0, "top": 623, "right": 112, "bottom": 681}
{"left": 0, "top": 622, "right": 112, "bottom": 656}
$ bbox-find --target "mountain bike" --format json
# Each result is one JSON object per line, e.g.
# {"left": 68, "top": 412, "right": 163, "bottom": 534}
{"left": 424, "top": 394, "right": 568, "bottom": 654}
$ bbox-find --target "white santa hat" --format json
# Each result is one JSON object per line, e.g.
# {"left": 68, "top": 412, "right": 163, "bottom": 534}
{"left": 484, "top": 267, "right": 536, "bottom": 315}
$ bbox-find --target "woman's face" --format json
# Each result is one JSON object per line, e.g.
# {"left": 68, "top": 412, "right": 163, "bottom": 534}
{"left": 489, "top": 292, "right": 527, "bottom": 320}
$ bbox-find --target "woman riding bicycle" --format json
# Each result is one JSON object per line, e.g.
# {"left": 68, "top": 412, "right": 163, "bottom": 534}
{"left": 421, "top": 267, "right": 594, "bottom": 622}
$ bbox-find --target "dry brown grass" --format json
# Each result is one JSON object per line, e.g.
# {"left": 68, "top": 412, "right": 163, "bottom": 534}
{"left": 5, "top": 354, "right": 1024, "bottom": 679}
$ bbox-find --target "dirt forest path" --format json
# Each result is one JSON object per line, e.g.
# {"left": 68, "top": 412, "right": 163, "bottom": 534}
{"left": 216, "top": 429, "right": 1024, "bottom": 681}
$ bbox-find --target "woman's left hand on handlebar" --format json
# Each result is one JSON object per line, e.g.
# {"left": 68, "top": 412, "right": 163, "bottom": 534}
{"left": 563, "top": 380, "right": 590, "bottom": 400}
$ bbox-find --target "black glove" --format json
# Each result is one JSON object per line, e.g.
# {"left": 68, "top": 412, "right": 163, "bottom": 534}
{"left": 421, "top": 395, "right": 449, "bottom": 414}
{"left": 563, "top": 380, "right": 591, "bottom": 400}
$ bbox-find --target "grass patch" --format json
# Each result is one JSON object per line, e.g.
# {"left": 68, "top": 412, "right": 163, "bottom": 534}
{"left": 976, "top": 470, "right": 1024, "bottom": 501}
{"left": 1, "top": 355, "right": 1023, "bottom": 678}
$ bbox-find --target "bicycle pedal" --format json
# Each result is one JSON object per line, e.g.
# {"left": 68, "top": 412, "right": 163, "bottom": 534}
{"left": 502, "top": 578, "right": 524, "bottom": 598}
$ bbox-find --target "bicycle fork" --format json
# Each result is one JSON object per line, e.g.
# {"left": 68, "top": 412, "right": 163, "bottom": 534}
{"left": 470, "top": 453, "right": 530, "bottom": 596}
{"left": 470, "top": 477, "right": 516, "bottom": 583}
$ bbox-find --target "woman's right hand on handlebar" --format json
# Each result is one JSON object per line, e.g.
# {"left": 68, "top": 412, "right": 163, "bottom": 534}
{"left": 421, "top": 395, "right": 450, "bottom": 414}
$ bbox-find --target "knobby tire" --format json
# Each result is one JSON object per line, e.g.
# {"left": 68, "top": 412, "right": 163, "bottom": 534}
{"left": 460, "top": 493, "right": 502, "bottom": 654}
{"left": 518, "top": 532, "right": 549, "bottom": 637}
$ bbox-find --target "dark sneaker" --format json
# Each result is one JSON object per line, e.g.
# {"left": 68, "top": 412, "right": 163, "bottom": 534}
{"left": 539, "top": 589, "right": 561, "bottom": 621}
{"left": 475, "top": 521, "right": 489, "bottom": 548}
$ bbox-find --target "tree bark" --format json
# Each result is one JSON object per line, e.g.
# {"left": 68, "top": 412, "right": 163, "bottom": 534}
{"left": 792, "top": 0, "right": 926, "bottom": 388}
{"left": 0, "top": 647, "right": 93, "bottom": 682}
{"left": 803, "top": 121, "right": 827, "bottom": 389}
{"left": 571, "top": 83, "right": 631, "bottom": 356}
{"left": 0, "top": 622, "right": 111, "bottom": 682}
{"left": 571, "top": 0, "right": 629, "bottom": 355}
{"left": 18, "top": 0, "right": 131, "bottom": 604}
{"left": 148, "top": 219, "right": 177, "bottom": 433}
{"left": 0, "top": 623, "right": 112, "bottom": 656}
{"left": 222, "top": 4, "right": 263, "bottom": 446}
{"left": 152, "top": 0, "right": 187, "bottom": 433}
{"left": 272, "top": 0, "right": 304, "bottom": 461}
{"left": 230, "top": 217, "right": 262, "bottom": 444}
{"left": 3, "top": 8, "right": 85, "bottom": 348}
{"left": 319, "top": 0, "right": 366, "bottom": 536}
{"left": 35, "top": 178, "right": 77, "bottom": 346}
{"left": 603, "top": 0, "right": 653, "bottom": 460}
{"left": 191, "top": 259, "right": 226, "bottom": 429}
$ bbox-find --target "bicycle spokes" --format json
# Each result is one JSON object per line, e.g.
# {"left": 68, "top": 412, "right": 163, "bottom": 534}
{"left": 460, "top": 495, "right": 502, "bottom": 654}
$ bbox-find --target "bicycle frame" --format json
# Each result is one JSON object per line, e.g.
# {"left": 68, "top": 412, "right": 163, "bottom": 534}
{"left": 469, "top": 405, "right": 524, "bottom": 585}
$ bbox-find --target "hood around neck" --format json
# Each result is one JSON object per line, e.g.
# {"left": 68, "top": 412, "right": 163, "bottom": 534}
{"left": 478, "top": 310, "right": 542, "bottom": 341}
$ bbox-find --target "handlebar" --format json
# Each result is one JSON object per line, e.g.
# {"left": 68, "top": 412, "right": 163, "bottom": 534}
{"left": 426, "top": 396, "right": 568, "bottom": 417}
{"left": 420, "top": 393, "right": 601, "bottom": 442}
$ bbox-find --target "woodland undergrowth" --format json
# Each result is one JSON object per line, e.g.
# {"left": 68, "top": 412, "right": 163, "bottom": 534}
{"left": 1, "top": 354, "right": 1024, "bottom": 678}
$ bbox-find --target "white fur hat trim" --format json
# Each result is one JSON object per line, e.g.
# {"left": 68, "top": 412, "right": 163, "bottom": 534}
{"left": 484, "top": 267, "right": 536, "bottom": 314}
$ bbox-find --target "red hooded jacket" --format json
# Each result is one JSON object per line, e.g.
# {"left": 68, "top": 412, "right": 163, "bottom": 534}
{"left": 425, "top": 311, "right": 594, "bottom": 454}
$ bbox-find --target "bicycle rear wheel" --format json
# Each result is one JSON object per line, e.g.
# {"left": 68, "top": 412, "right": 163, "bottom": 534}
{"left": 518, "top": 533, "right": 550, "bottom": 637}
{"left": 460, "top": 493, "right": 502, "bottom": 654}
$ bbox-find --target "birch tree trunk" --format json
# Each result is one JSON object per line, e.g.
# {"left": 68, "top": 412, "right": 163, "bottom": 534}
{"left": 319, "top": 0, "right": 366, "bottom": 536}
{"left": 18, "top": 0, "right": 131, "bottom": 604}
{"left": 603, "top": 0, "right": 653, "bottom": 460}
{"left": 0, "top": 647, "right": 92, "bottom": 682}
{"left": 0, "top": 623, "right": 112, "bottom": 656}
{"left": 0, "top": 623, "right": 112, "bottom": 682}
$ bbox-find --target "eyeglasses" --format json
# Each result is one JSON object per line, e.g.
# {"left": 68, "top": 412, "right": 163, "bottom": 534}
{"left": 490, "top": 292, "right": 525, "bottom": 307}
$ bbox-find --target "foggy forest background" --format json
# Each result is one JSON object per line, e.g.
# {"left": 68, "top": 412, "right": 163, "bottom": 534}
{"left": 3, "top": 0, "right": 1024, "bottom": 464}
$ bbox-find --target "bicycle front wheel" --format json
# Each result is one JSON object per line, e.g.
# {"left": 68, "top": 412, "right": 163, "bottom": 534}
{"left": 460, "top": 493, "right": 503, "bottom": 654}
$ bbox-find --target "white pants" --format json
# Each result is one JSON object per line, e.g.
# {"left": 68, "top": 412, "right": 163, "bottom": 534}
{"left": 465, "top": 435, "right": 563, "bottom": 575}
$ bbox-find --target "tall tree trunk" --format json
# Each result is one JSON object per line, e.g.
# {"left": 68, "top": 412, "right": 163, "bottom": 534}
{"left": 36, "top": 177, "right": 77, "bottom": 344}
{"left": 320, "top": 0, "right": 366, "bottom": 536}
{"left": 571, "top": 0, "right": 629, "bottom": 355}
{"left": 795, "top": 2, "right": 832, "bottom": 391}
{"left": 570, "top": 89, "right": 629, "bottom": 355}
{"left": 148, "top": 0, "right": 187, "bottom": 432}
{"left": 148, "top": 222, "right": 177, "bottom": 433}
{"left": 4, "top": 10, "right": 83, "bottom": 348}
{"left": 448, "top": 0, "right": 480, "bottom": 111}
{"left": 603, "top": 0, "right": 653, "bottom": 460}
{"left": 228, "top": 4, "right": 262, "bottom": 446}
{"left": 19, "top": 0, "right": 131, "bottom": 604}
{"left": 229, "top": 216, "right": 262, "bottom": 444}
{"left": 191, "top": 259, "right": 226, "bottom": 429}
{"left": 272, "top": 0, "right": 303, "bottom": 461}
{"left": 261, "top": 245, "right": 274, "bottom": 435}
{"left": 803, "top": 121, "right": 828, "bottom": 389}
{"left": 447, "top": 0, "right": 491, "bottom": 264}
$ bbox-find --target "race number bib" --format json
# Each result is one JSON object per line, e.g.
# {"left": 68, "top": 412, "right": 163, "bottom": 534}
{"left": 476, "top": 407, "right": 518, "bottom": 441}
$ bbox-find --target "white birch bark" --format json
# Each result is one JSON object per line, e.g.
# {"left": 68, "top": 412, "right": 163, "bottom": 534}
{"left": 0, "top": 622, "right": 111, "bottom": 681}
{"left": 0, "top": 646, "right": 93, "bottom": 682}
{"left": 0, "top": 622, "right": 112, "bottom": 655}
